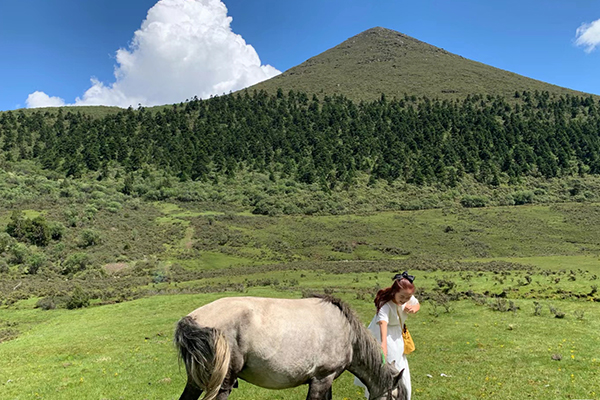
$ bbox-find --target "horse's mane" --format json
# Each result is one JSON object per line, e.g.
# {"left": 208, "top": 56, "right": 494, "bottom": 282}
{"left": 313, "top": 295, "right": 394, "bottom": 390}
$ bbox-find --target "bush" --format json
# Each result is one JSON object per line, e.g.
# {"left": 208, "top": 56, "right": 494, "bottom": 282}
{"left": 9, "top": 243, "right": 30, "bottom": 265}
{"left": 0, "top": 260, "right": 9, "bottom": 274}
{"left": 49, "top": 222, "right": 66, "bottom": 241}
{"left": 331, "top": 241, "right": 354, "bottom": 253}
{"left": 6, "top": 211, "right": 28, "bottom": 241}
{"left": 106, "top": 201, "right": 122, "bottom": 213}
{"left": 512, "top": 190, "right": 534, "bottom": 205}
{"left": 252, "top": 199, "right": 284, "bottom": 216}
{"left": 549, "top": 305, "right": 565, "bottom": 319}
{"left": 26, "top": 252, "right": 46, "bottom": 275}
{"left": 62, "top": 252, "right": 91, "bottom": 275}
{"left": 66, "top": 286, "right": 90, "bottom": 309}
{"left": 460, "top": 195, "right": 488, "bottom": 208}
{"left": 36, "top": 297, "right": 57, "bottom": 310}
{"left": 28, "top": 216, "right": 51, "bottom": 246}
{"left": 6, "top": 212, "right": 52, "bottom": 246}
{"left": 78, "top": 229, "right": 102, "bottom": 248}
{"left": 0, "top": 232, "right": 14, "bottom": 253}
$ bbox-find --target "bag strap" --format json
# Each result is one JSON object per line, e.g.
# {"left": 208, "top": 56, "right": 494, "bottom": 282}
{"left": 395, "top": 305, "right": 406, "bottom": 331}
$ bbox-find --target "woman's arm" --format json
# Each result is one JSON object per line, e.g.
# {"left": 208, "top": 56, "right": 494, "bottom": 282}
{"left": 404, "top": 303, "right": 420, "bottom": 313}
{"left": 378, "top": 321, "right": 388, "bottom": 357}
{"left": 404, "top": 295, "right": 420, "bottom": 314}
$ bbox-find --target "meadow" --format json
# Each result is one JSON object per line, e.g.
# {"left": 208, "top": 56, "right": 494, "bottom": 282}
{"left": 1, "top": 271, "right": 598, "bottom": 400}
{"left": 1, "top": 197, "right": 600, "bottom": 399}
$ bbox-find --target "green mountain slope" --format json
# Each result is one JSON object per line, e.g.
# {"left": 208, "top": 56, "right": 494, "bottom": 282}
{"left": 248, "top": 27, "right": 592, "bottom": 102}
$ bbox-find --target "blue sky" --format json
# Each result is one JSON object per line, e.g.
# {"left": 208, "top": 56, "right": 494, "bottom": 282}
{"left": 0, "top": 0, "right": 598, "bottom": 111}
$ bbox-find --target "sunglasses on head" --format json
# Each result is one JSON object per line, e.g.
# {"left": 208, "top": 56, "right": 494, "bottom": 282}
{"left": 393, "top": 271, "right": 415, "bottom": 284}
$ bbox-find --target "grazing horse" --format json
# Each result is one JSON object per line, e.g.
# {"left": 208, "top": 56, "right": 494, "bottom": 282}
{"left": 174, "top": 295, "right": 407, "bottom": 400}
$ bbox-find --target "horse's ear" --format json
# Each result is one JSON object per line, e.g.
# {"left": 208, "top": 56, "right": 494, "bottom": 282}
{"left": 393, "top": 368, "right": 405, "bottom": 385}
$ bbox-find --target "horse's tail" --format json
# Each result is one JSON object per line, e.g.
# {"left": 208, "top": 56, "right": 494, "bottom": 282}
{"left": 174, "top": 316, "right": 231, "bottom": 400}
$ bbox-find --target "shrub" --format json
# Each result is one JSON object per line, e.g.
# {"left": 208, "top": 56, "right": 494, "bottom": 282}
{"left": 549, "top": 305, "right": 565, "bottom": 319}
{"left": 252, "top": 199, "right": 284, "bottom": 216}
{"left": 36, "top": 297, "right": 57, "bottom": 310}
{"left": 78, "top": 229, "right": 102, "bottom": 248}
{"left": 533, "top": 301, "right": 543, "bottom": 316}
{"left": 9, "top": 243, "right": 30, "bottom": 265}
{"left": 62, "top": 252, "right": 91, "bottom": 275}
{"left": 64, "top": 209, "right": 79, "bottom": 227}
{"left": 0, "top": 260, "right": 9, "bottom": 274}
{"left": 26, "top": 253, "right": 46, "bottom": 275}
{"left": 460, "top": 195, "right": 488, "bottom": 208}
{"left": 28, "top": 216, "right": 51, "bottom": 246}
{"left": 512, "top": 190, "right": 534, "bottom": 205}
{"left": 5, "top": 211, "right": 29, "bottom": 241}
{"left": 488, "top": 297, "right": 519, "bottom": 313}
{"left": 49, "top": 222, "right": 66, "bottom": 241}
{"left": 0, "top": 232, "right": 14, "bottom": 253}
{"left": 107, "top": 201, "right": 122, "bottom": 213}
{"left": 431, "top": 293, "right": 452, "bottom": 313}
{"left": 66, "top": 286, "right": 90, "bottom": 309}
{"left": 573, "top": 310, "right": 585, "bottom": 320}
{"left": 331, "top": 241, "right": 354, "bottom": 253}
{"left": 6, "top": 212, "right": 52, "bottom": 246}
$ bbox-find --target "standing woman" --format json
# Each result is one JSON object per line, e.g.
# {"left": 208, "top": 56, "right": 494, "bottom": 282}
{"left": 354, "top": 272, "right": 420, "bottom": 399}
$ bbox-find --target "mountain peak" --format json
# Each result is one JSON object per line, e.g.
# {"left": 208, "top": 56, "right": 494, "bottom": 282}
{"left": 248, "top": 27, "right": 591, "bottom": 101}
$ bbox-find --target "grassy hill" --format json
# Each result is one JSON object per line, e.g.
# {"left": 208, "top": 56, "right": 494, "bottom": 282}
{"left": 248, "top": 27, "right": 594, "bottom": 102}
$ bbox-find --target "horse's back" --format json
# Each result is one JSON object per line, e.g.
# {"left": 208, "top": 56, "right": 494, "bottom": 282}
{"left": 188, "top": 296, "right": 347, "bottom": 329}
{"left": 186, "top": 296, "right": 354, "bottom": 389}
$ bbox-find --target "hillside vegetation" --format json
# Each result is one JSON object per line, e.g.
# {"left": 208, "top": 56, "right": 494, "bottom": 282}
{"left": 2, "top": 90, "right": 600, "bottom": 195}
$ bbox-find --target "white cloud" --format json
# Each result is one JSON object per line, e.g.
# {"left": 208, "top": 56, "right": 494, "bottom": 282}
{"left": 575, "top": 18, "right": 600, "bottom": 53}
{"left": 26, "top": 0, "right": 280, "bottom": 108}
{"left": 25, "top": 91, "right": 66, "bottom": 108}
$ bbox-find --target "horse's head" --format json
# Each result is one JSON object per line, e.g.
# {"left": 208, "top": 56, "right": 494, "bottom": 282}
{"left": 369, "top": 368, "right": 407, "bottom": 400}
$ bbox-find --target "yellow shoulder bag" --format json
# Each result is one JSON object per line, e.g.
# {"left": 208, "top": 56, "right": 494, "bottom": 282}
{"left": 397, "top": 307, "right": 415, "bottom": 355}
{"left": 402, "top": 324, "right": 415, "bottom": 354}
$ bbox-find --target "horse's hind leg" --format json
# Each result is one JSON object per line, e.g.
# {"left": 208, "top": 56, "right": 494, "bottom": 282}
{"left": 214, "top": 366, "right": 241, "bottom": 400}
{"left": 179, "top": 376, "right": 239, "bottom": 400}
{"left": 214, "top": 378, "right": 239, "bottom": 400}
{"left": 306, "top": 375, "right": 335, "bottom": 400}
{"left": 179, "top": 380, "right": 203, "bottom": 400}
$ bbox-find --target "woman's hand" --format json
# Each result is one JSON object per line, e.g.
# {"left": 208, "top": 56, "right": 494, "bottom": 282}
{"left": 404, "top": 303, "right": 420, "bottom": 314}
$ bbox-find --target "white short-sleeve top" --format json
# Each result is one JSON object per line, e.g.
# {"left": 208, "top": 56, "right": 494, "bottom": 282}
{"left": 375, "top": 296, "right": 419, "bottom": 327}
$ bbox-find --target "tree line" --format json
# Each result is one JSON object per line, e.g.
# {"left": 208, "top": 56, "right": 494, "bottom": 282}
{"left": 1, "top": 89, "right": 600, "bottom": 189}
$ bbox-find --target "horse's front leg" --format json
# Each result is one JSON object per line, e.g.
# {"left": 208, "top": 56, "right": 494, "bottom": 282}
{"left": 306, "top": 375, "right": 335, "bottom": 400}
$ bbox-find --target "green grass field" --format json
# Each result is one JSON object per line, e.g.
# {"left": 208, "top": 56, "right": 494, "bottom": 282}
{"left": 2, "top": 201, "right": 600, "bottom": 399}
{"left": 1, "top": 284, "right": 598, "bottom": 400}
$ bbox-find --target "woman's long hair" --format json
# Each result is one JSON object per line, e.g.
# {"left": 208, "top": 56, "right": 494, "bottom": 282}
{"left": 374, "top": 278, "right": 415, "bottom": 312}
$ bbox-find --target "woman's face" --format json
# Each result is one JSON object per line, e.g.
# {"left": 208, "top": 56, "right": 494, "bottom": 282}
{"left": 393, "top": 288, "right": 414, "bottom": 305}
